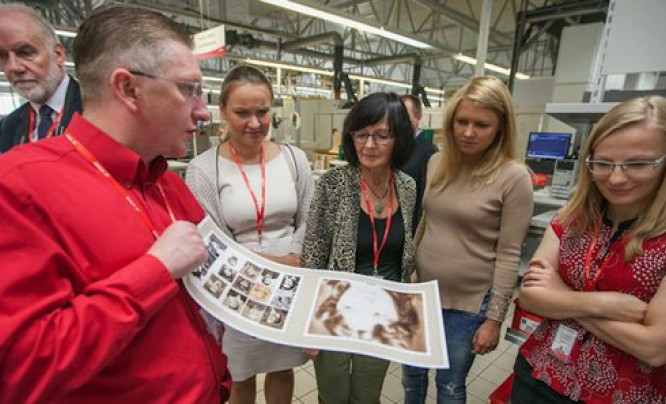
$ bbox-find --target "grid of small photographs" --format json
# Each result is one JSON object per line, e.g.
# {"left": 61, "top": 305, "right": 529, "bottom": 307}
{"left": 199, "top": 235, "right": 301, "bottom": 331}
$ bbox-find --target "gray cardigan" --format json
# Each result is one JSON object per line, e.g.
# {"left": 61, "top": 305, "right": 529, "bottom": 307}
{"left": 303, "top": 165, "right": 416, "bottom": 281}
{"left": 185, "top": 143, "right": 314, "bottom": 255}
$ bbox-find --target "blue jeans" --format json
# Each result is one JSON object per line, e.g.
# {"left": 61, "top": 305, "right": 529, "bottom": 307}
{"left": 402, "top": 294, "right": 489, "bottom": 404}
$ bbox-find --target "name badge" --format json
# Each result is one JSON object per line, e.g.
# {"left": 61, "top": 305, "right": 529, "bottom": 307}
{"left": 549, "top": 323, "right": 579, "bottom": 362}
{"left": 253, "top": 243, "right": 267, "bottom": 253}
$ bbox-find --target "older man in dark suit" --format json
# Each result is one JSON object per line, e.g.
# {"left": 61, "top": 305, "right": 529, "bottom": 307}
{"left": 0, "top": 4, "right": 82, "bottom": 153}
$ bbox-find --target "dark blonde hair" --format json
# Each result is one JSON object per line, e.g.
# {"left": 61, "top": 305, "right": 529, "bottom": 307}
{"left": 559, "top": 96, "right": 666, "bottom": 260}
{"left": 219, "top": 65, "right": 273, "bottom": 107}
{"left": 430, "top": 76, "right": 518, "bottom": 191}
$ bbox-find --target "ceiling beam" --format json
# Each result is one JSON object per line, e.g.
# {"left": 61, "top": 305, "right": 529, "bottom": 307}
{"left": 412, "top": 0, "right": 513, "bottom": 44}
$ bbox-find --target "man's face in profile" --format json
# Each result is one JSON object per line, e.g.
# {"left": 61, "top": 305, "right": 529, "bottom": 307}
{"left": 136, "top": 43, "right": 210, "bottom": 159}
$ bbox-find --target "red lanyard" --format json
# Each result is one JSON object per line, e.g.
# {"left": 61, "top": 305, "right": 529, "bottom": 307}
{"left": 360, "top": 173, "right": 394, "bottom": 276}
{"left": 65, "top": 133, "right": 176, "bottom": 239}
{"left": 28, "top": 106, "right": 64, "bottom": 142}
{"left": 229, "top": 142, "right": 266, "bottom": 244}
{"left": 583, "top": 225, "right": 628, "bottom": 291}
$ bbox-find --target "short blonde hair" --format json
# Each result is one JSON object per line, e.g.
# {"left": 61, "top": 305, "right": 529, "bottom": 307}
{"left": 430, "top": 76, "right": 518, "bottom": 190}
{"left": 560, "top": 96, "right": 666, "bottom": 260}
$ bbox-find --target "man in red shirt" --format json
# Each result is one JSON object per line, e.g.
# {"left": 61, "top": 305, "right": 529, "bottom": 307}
{"left": 0, "top": 5, "right": 231, "bottom": 403}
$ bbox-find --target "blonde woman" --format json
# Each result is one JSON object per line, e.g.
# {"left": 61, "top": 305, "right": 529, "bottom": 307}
{"left": 403, "top": 76, "right": 533, "bottom": 403}
{"left": 514, "top": 96, "right": 666, "bottom": 403}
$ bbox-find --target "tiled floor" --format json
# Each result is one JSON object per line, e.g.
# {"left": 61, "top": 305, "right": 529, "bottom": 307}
{"left": 255, "top": 302, "right": 519, "bottom": 403}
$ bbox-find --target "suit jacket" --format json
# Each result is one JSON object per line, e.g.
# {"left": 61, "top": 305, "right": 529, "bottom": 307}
{"left": 401, "top": 131, "right": 437, "bottom": 232}
{"left": 0, "top": 76, "right": 82, "bottom": 153}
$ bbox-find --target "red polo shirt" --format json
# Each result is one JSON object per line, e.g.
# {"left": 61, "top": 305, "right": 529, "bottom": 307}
{"left": 0, "top": 114, "right": 230, "bottom": 403}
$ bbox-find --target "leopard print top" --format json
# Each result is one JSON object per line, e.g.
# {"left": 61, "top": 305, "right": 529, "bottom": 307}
{"left": 303, "top": 165, "right": 416, "bottom": 281}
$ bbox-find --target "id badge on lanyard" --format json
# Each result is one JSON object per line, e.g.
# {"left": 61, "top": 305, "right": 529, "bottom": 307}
{"left": 549, "top": 323, "right": 579, "bottom": 362}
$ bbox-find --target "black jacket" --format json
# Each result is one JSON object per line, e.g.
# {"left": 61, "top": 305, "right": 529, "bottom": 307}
{"left": 0, "top": 76, "right": 82, "bottom": 153}
{"left": 401, "top": 131, "right": 437, "bottom": 232}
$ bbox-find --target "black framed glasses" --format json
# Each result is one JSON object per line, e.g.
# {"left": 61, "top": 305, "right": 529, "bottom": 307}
{"left": 129, "top": 70, "right": 205, "bottom": 100}
{"left": 585, "top": 154, "right": 666, "bottom": 177}
{"left": 350, "top": 130, "right": 394, "bottom": 145}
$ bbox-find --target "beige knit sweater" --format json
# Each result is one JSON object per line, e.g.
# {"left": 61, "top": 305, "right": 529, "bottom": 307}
{"left": 415, "top": 153, "right": 533, "bottom": 321}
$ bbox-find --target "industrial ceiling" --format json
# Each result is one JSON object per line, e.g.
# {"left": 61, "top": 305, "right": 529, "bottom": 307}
{"left": 4, "top": 0, "right": 609, "bottom": 98}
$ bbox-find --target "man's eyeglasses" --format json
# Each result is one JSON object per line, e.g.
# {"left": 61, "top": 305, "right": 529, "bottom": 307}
{"left": 585, "top": 154, "right": 666, "bottom": 177}
{"left": 129, "top": 70, "right": 205, "bottom": 100}
{"left": 350, "top": 130, "right": 394, "bottom": 145}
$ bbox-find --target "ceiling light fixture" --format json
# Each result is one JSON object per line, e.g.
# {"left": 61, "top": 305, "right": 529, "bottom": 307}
{"left": 259, "top": 0, "right": 433, "bottom": 50}
{"left": 54, "top": 29, "right": 77, "bottom": 38}
{"left": 453, "top": 53, "right": 530, "bottom": 80}
{"left": 349, "top": 74, "right": 412, "bottom": 90}
{"left": 424, "top": 87, "right": 445, "bottom": 95}
{"left": 202, "top": 76, "right": 225, "bottom": 82}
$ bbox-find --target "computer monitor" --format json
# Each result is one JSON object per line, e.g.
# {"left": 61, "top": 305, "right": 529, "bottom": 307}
{"left": 525, "top": 132, "right": 572, "bottom": 160}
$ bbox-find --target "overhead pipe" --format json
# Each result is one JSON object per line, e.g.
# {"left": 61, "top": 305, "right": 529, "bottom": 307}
{"left": 283, "top": 32, "right": 344, "bottom": 99}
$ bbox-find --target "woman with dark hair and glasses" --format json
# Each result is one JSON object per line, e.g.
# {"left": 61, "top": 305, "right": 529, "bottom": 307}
{"left": 514, "top": 96, "right": 666, "bottom": 403}
{"left": 303, "top": 92, "right": 416, "bottom": 403}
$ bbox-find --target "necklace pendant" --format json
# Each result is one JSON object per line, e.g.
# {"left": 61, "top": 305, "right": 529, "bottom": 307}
{"left": 374, "top": 201, "right": 384, "bottom": 214}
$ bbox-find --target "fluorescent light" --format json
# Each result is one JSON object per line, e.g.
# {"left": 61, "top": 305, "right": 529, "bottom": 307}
{"left": 259, "top": 0, "right": 432, "bottom": 50}
{"left": 203, "top": 76, "right": 225, "bottom": 82}
{"left": 349, "top": 74, "right": 412, "bottom": 89}
{"left": 55, "top": 29, "right": 77, "bottom": 38}
{"left": 425, "top": 87, "right": 445, "bottom": 95}
{"left": 244, "top": 58, "right": 334, "bottom": 76}
{"left": 453, "top": 53, "right": 530, "bottom": 80}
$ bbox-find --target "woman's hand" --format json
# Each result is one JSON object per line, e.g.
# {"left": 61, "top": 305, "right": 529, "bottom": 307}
{"left": 302, "top": 348, "right": 320, "bottom": 360}
{"left": 259, "top": 253, "right": 302, "bottom": 267}
{"left": 592, "top": 293, "right": 648, "bottom": 322}
{"left": 521, "top": 258, "right": 569, "bottom": 291}
{"left": 472, "top": 319, "right": 501, "bottom": 355}
{"left": 521, "top": 257, "right": 647, "bottom": 322}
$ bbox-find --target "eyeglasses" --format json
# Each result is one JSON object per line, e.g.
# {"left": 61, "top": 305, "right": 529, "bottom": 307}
{"left": 350, "top": 130, "right": 394, "bottom": 145}
{"left": 129, "top": 70, "right": 205, "bottom": 100}
{"left": 585, "top": 154, "right": 666, "bottom": 177}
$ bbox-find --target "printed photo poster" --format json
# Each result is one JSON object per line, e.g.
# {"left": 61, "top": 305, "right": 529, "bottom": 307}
{"left": 184, "top": 216, "right": 449, "bottom": 368}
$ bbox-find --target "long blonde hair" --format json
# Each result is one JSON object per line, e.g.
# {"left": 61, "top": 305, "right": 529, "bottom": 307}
{"left": 430, "top": 76, "right": 518, "bottom": 191}
{"left": 560, "top": 96, "right": 666, "bottom": 260}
